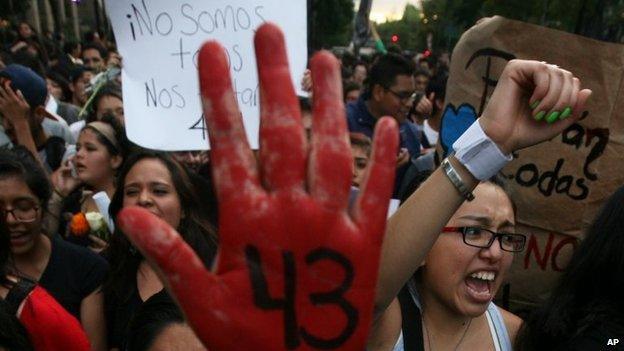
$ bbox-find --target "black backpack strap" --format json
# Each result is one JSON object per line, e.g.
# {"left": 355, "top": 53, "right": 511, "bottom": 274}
{"left": 4, "top": 278, "right": 37, "bottom": 315}
{"left": 398, "top": 284, "right": 425, "bottom": 351}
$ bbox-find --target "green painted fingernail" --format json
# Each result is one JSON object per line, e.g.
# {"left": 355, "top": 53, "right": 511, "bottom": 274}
{"left": 534, "top": 111, "right": 546, "bottom": 121}
{"left": 530, "top": 100, "right": 540, "bottom": 109}
{"left": 546, "top": 111, "right": 560, "bottom": 124}
{"left": 560, "top": 107, "right": 572, "bottom": 119}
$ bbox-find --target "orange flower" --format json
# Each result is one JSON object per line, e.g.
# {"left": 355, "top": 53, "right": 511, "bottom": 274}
{"left": 70, "top": 213, "right": 90, "bottom": 237}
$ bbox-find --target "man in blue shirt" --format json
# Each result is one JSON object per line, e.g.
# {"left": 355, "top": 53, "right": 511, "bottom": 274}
{"left": 346, "top": 54, "right": 421, "bottom": 196}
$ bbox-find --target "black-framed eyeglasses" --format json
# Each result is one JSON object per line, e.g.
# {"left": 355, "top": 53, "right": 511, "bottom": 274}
{"left": 384, "top": 87, "right": 416, "bottom": 102}
{"left": 441, "top": 226, "right": 527, "bottom": 252}
{"left": 1, "top": 204, "right": 40, "bottom": 223}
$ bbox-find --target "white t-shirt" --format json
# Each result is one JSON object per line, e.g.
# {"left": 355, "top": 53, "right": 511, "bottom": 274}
{"left": 423, "top": 120, "right": 439, "bottom": 146}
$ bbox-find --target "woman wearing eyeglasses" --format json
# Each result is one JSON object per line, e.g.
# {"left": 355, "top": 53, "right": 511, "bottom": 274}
{"left": 0, "top": 147, "right": 108, "bottom": 351}
{"left": 368, "top": 179, "right": 524, "bottom": 351}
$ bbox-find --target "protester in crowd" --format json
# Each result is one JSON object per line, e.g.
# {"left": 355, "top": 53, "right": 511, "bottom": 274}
{"left": 0, "top": 147, "right": 107, "bottom": 350}
{"left": 89, "top": 81, "right": 124, "bottom": 124}
{"left": 10, "top": 22, "right": 36, "bottom": 54}
{"left": 0, "top": 206, "right": 91, "bottom": 351}
{"left": 45, "top": 70, "right": 70, "bottom": 102}
{"left": 368, "top": 179, "right": 523, "bottom": 351}
{"left": 45, "top": 71, "right": 83, "bottom": 126}
{"left": 346, "top": 53, "right": 421, "bottom": 195}
{"left": 352, "top": 61, "right": 367, "bottom": 86}
{"left": 414, "top": 67, "right": 430, "bottom": 94}
{"left": 70, "top": 81, "right": 124, "bottom": 140}
{"left": 126, "top": 290, "right": 205, "bottom": 351}
{"left": 0, "top": 63, "right": 72, "bottom": 171}
{"left": 299, "top": 95, "right": 313, "bottom": 141}
{"left": 372, "top": 58, "right": 590, "bottom": 351}
{"left": 515, "top": 186, "right": 624, "bottom": 350}
{"left": 107, "top": 49, "right": 122, "bottom": 68}
{"left": 1, "top": 216, "right": 91, "bottom": 351}
{"left": 81, "top": 43, "right": 107, "bottom": 72}
{"left": 349, "top": 132, "right": 372, "bottom": 188}
{"left": 69, "top": 65, "right": 94, "bottom": 108}
{"left": 63, "top": 41, "right": 83, "bottom": 66}
{"left": 47, "top": 115, "right": 128, "bottom": 250}
{"left": 104, "top": 150, "right": 218, "bottom": 350}
{"left": 344, "top": 81, "right": 362, "bottom": 104}
{"left": 421, "top": 72, "right": 448, "bottom": 149}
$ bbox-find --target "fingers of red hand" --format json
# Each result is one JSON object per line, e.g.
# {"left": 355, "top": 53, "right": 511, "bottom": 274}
{"left": 353, "top": 117, "right": 399, "bottom": 244}
{"left": 309, "top": 51, "right": 352, "bottom": 209}
{"left": 198, "top": 42, "right": 261, "bottom": 204}
{"left": 117, "top": 207, "right": 218, "bottom": 328}
{"left": 254, "top": 23, "right": 306, "bottom": 191}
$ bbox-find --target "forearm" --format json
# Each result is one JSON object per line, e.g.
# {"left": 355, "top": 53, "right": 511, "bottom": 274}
{"left": 81, "top": 291, "right": 107, "bottom": 351}
{"left": 12, "top": 120, "right": 43, "bottom": 168}
{"left": 43, "top": 191, "right": 64, "bottom": 237}
{"left": 375, "top": 156, "right": 477, "bottom": 312}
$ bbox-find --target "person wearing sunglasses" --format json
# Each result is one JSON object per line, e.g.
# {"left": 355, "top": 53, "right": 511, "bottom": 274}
{"left": 369, "top": 179, "right": 524, "bottom": 351}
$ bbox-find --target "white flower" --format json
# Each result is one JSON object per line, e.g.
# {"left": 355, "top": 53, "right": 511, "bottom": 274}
{"left": 85, "top": 212, "right": 105, "bottom": 231}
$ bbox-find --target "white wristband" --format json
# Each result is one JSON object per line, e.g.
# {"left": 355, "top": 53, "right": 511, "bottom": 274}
{"left": 452, "top": 119, "right": 512, "bottom": 181}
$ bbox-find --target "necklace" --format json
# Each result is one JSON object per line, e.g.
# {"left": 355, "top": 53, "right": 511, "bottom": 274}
{"left": 423, "top": 316, "right": 472, "bottom": 351}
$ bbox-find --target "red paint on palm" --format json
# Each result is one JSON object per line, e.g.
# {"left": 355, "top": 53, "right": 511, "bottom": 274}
{"left": 117, "top": 23, "right": 398, "bottom": 351}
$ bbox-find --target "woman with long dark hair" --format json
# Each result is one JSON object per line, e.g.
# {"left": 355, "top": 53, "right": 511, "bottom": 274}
{"left": 47, "top": 115, "right": 128, "bottom": 250}
{"left": 0, "top": 147, "right": 97, "bottom": 351}
{"left": 104, "top": 150, "right": 218, "bottom": 350}
{"left": 515, "top": 186, "right": 624, "bottom": 350}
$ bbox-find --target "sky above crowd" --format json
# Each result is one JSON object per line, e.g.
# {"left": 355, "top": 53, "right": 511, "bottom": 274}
{"left": 355, "top": 0, "right": 421, "bottom": 23}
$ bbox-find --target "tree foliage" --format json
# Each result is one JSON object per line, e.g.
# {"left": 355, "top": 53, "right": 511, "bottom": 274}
{"left": 0, "top": 1, "right": 32, "bottom": 23}
{"left": 376, "top": 0, "right": 624, "bottom": 54}
{"left": 310, "top": 0, "right": 355, "bottom": 50}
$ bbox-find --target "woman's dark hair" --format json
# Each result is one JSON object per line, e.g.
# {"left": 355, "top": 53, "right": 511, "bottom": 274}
{"left": 515, "top": 186, "right": 624, "bottom": 350}
{"left": 425, "top": 72, "right": 448, "bottom": 116}
{"left": 81, "top": 42, "right": 108, "bottom": 61}
{"left": 86, "top": 81, "right": 123, "bottom": 123}
{"left": 0, "top": 300, "right": 33, "bottom": 351}
{"left": 63, "top": 41, "right": 80, "bottom": 55}
{"left": 126, "top": 291, "right": 184, "bottom": 351}
{"left": 0, "top": 147, "right": 51, "bottom": 209}
{"left": 343, "top": 81, "right": 361, "bottom": 101}
{"left": 104, "top": 150, "right": 218, "bottom": 304}
{"left": 365, "top": 53, "right": 415, "bottom": 95}
{"left": 81, "top": 113, "right": 129, "bottom": 159}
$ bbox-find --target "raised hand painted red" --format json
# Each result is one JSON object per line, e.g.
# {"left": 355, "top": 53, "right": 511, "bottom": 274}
{"left": 117, "top": 23, "right": 398, "bottom": 351}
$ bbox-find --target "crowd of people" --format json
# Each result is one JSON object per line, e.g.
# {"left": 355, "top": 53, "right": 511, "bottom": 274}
{"left": 0, "top": 16, "right": 621, "bottom": 351}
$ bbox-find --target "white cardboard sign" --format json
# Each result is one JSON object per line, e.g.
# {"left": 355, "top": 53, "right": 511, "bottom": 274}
{"left": 105, "top": 0, "right": 307, "bottom": 150}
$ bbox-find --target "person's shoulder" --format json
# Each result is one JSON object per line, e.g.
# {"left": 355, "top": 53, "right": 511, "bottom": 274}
{"left": 497, "top": 305, "right": 523, "bottom": 341}
{"left": 59, "top": 101, "right": 80, "bottom": 113}
{"left": 345, "top": 100, "right": 359, "bottom": 119}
